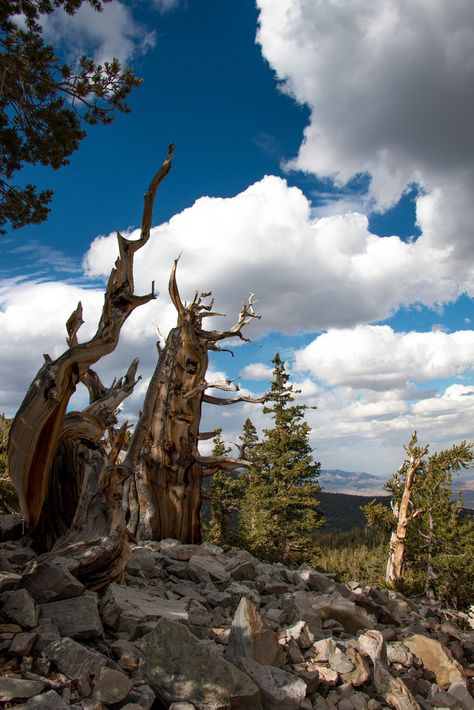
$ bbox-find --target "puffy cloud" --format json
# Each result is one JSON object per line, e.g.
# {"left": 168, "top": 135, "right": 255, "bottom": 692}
{"left": 295, "top": 325, "right": 474, "bottom": 390}
{"left": 301, "top": 381, "right": 474, "bottom": 476}
{"left": 42, "top": 1, "right": 156, "bottom": 65}
{"left": 2, "top": 275, "right": 472, "bottom": 478}
{"left": 3, "top": 171, "right": 470, "bottom": 401}
{"left": 0, "top": 281, "right": 102, "bottom": 411}
{"left": 83, "top": 176, "right": 465, "bottom": 339}
{"left": 239, "top": 362, "right": 274, "bottom": 380}
{"left": 256, "top": 0, "right": 474, "bottom": 279}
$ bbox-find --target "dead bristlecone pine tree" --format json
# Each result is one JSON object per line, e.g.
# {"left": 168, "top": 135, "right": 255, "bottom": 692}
{"left": 7, "top": 145, "right": 263, "bottom": 590}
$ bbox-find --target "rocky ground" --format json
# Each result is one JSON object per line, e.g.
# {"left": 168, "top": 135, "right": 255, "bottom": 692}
{"left": 0, "top": 516, "right": 474, "bottom": 709}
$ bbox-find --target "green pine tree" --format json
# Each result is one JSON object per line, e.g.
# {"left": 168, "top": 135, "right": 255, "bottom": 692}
{"left": 205, "top": 429, "right": 239, "bottom": 546}
{"left": 401, "top": 441, "right": 474, "bottom": 607}
{"left": 364, "top": 436, "right": 474, "bottom": 607}
{"left": 236, "top": 418, "right": 260, "bottom": 547}
{"left": 240, "top": 353, "right": 323, "bottom": 564}
{"left": 1, "top": 1, "right": 141, "bottom": 231}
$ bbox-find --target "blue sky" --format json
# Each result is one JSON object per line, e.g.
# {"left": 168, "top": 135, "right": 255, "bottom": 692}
{"left": 1, "top": 0, "right": 474, "bottom": 486}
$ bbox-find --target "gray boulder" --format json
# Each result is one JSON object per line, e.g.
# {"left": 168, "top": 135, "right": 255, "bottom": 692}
{"left": 297, "top": 565, "right": 337, "bottom": 593}
{"left": 145, "top": 617, "right": 262, "bottom": 709}
{"left": 0, "top": 677, "right": 45, "bottom": 701}
{"left": 93, "top": 666, "right": 132, "bottom": 704}
{"left": 310, "top": 592, "right": 376, "bottom": 634}
{"left": 234, "top": 657, "right": 307, "bottom": 710}
{"left": 100, "top": 582, "right": 188, "bottom": 638}
{"left": 39, "top": 594, "right": 103, "bottom": 639}
{"left": 25, "top": 690, "right": 69, "bottom": 709}
{"left": 188, "top": 554, "right": 230, "bottom": 584}
{"left": 281, "top": 591, "right": 322, "bottom": 631}
{"left": 20, "top": 560, "right": 84, "bottom": 603}
{"left": 3, "top": 588, "right": 39, "bottom": 628}
{"left": 45, "top": 637, "right": 107, "bottom": 680}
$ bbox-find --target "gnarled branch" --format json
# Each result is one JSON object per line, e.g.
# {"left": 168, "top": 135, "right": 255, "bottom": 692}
{"left": 201, "top": 293, "right": 261, "bottom": 343}
{"left": 9, "top": 147, "right": 173, "bottom": 529}
{"left": 203, "top": 393, "right": 266, "bottom": 406}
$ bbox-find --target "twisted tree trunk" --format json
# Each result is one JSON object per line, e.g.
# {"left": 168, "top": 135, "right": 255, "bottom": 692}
{"left": 386, "top": 434, "right": 428, "bottom": 586}
{"left": 8, "top": 146, "right": 174, "bottom": 588}
{"left": 126, "top": 262, "right": 263, "bottom": 542}
{"left": 8, "top": 144, "right": 263, "bottom": 587}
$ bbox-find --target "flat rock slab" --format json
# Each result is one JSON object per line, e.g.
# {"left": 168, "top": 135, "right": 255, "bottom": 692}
{"left": 404, "top": 634, "right": 466, "bottom": 688}
{"left": 40, "top": 594, "right": 103, "bottom": 639}
{"left": 45, "top": 637, "right": 107, "bottom": 680}
{"left": 188, "top": 554, "right": 230, "bottom": 584}
{"left": 100, "top": 583, "right": 188, "bottom": 638}
{"left": 20, "top": 560, "right": 84, "bottom": 603}
{"left": 145, "top": 617, "right": 262, "bottom": 709}
{"left": 234, "top": 657, "right": 307, "bottom": 710}
{"left": 310, "top": 593, "right": 376, "bottom": 634}
{"left": 0, "top": 677, "right": 45, "bottom": 701}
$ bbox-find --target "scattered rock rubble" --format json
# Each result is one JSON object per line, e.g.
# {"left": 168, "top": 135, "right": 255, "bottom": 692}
{"left": 1, "top": 533, "right": 474, "bottom": 709}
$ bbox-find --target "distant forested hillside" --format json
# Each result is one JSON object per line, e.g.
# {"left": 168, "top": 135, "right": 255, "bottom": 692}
{"left": 317, "top": 491, "right": 474, "bottom": 532}
{"left": 318, "top": 492, "right": 390, "bottom": 531}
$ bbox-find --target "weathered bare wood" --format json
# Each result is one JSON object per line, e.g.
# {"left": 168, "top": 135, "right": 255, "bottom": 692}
{"left": 8, "top": 145, "right": 173, "bottom": 531}
{"left": 198, "top": 430, "right": 221, "bottom": 440}
{"left": 9, "top": 144, "right": 262, "bottom": 584}
{"left": 8, "top": 148, "right": 174, "bottom": 591}
{"left": 36, "top": 426, "right": 131, "bottom": 590}
{"left": 359, "top": 630, "right": 419, "bottom": 709}
{"left": 386, "top": 433, "right": 428, "bottom": 586}
{"left": 199, "top": 455, "right": 251, "bottom": 477}
{"left": 127, "top": 268, "right": 262, "bottom": 544}
{"left": 203, "top": 393, "right": 266, "bottom": 406}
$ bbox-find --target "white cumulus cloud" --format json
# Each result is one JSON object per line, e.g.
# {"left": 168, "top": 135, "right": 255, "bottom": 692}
{"left": 256, "top": 0, "right": 474, "bottom": 278}
{"left": 83, "top": 176, "right": 468, "bottom": 338}
{"left": 239, "top": 362, "right": 274, "bottom": 380}
{"left": 295, "top": 325, "right": 474, "bottom": 390}
{"left": 42, "top": 1, "right": 156, "bottom": 65}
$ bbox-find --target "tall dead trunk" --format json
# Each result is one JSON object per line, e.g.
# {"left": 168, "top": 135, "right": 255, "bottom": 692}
{"left": 9, "top": 144, "right": 264, "bottom": 586}
{"left": 386, "top": 433, "right": 427, "bottom": 586}
{"left": 126, "top": 264, "right": 264, "bottom": 543}
{"left": 8, "top": 146, "right": 174, "bottom": 588}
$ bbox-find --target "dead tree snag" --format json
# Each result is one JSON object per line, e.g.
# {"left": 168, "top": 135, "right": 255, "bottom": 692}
{"left": 126, "top": 263, "right": 264, "bottom": 543}
{"left": 8, "top": 146, "right": 174, "bottom": 587}
{"left": 8, "top": 144, "right": 263, "bottom": 586}
{"left": 385, "top": 433, "right": 428, "bottom": 586}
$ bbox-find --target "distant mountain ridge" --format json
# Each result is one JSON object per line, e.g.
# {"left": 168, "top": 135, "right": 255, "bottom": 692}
{"left": 319, "top": 467, "right": 474, "bottom": 506}
{"left": 320, "top": 468, "right": 388, "bottom": 496}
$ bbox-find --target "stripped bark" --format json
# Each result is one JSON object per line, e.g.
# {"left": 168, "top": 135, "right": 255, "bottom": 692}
{"left": 9, "top": 143, "right": 262, "bottom": 586}
{"left": 126, "top": 263, "right": 263, "bottom": 543}
{"left": 8, "top": 146, "right": 174, "bottom": 587}
{"left": 386, "top": 433, "right": 428, "bottom": 586}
